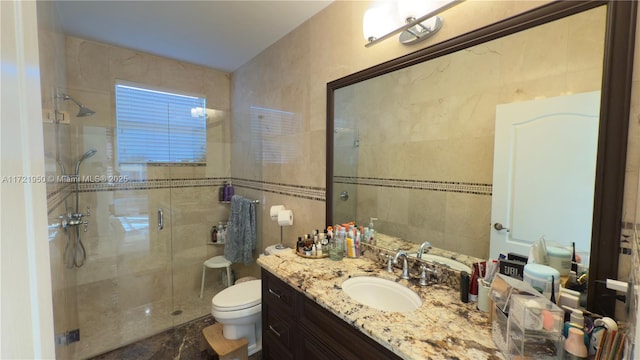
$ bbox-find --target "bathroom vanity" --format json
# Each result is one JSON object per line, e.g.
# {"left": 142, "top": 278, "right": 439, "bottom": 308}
{"left": 258, "top": 251, "right": 499, "bottom": 359}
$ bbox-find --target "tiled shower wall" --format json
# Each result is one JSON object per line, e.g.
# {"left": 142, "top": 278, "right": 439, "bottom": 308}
{"left": 53, "top": 36, "right": 236, "bottom": 358}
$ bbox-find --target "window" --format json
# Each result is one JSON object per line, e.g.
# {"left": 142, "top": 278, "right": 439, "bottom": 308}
{"left": 250, "top": 106, "right": 300, "bottom": 164}
{"left": 116, "top": 82, "right": 206, "bottom": 165}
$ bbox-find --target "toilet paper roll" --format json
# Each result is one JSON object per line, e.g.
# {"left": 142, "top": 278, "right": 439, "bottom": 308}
{"left": 270, "top": 205, "right": 285, "bottom": 220}
{"left": 277, "top": 210, "right": 293, "bottom": 226}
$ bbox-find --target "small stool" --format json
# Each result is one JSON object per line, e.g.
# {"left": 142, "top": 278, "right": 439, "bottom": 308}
{"left": 200, "top": 256, "right": 232, "bottom": 299}
{"left": 201, "top": 323, "right": 248, "bottom": 360}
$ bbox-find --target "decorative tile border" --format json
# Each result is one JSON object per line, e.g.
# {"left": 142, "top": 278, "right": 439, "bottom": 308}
{"left": 46, "top": 175, "right": 491, "bottom": 210}
{"left": 46, "top": 182, "right": 73, "bottom": 215}
{"left": 234, "top": 178, "right": 325, "bottom": 202}
{"left": 45, "top": 177, "right": 326, "bottom": 204}
{"left": 334, "top": 176, "right": 492, "bottom": 196}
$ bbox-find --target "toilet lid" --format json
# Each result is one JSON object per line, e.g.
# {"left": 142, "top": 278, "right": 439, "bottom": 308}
{"left": 212, "top": 279, "right": 261, "bottom": 311}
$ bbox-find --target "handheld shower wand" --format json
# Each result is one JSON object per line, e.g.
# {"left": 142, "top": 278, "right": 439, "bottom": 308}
{"left": 64, "top": 148, "right": 97, "bottom": 268}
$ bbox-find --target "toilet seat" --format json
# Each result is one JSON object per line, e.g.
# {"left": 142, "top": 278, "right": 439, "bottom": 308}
{"left": 212, "top": 279, "right": 261, "bottom": 311}
{"left": 212, "top": 303, "right": 261, "bottom": 321}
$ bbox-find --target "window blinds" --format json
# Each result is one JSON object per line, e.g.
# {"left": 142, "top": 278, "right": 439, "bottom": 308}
{"left": 116, "top": 83, "right": 206, "bottom": 164}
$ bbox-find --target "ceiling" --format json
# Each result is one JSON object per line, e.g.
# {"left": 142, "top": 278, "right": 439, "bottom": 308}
{"left": 54, "top": 1, "right": 334, "bottom": 73}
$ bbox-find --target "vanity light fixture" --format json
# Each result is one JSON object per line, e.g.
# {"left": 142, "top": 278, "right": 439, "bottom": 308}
{"left": 363, "top": 0, "right": 464, "bottom": 48}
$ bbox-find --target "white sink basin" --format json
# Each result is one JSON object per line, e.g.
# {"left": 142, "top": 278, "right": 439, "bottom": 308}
{"left": 341, "top": 277, "right": 422, "bottom": 312}
{"left": 412, "top": 253, "right": 471, "bottom": 273}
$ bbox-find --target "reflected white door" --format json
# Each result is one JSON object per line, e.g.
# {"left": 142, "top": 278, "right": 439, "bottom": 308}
{"left": 489, "top": 91, "right": 600, "bottom": 259}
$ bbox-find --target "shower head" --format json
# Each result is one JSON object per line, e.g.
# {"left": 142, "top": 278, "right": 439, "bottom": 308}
{"left": 62, "top": 94, "right": 96, "bottom": 117}
{"left": 74, "top": 149, "right": 97, "bottom": 176}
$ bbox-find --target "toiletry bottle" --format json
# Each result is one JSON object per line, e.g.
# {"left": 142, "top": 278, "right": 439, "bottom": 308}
{"left": 224, "top": 181, "right": 234, "bottom": 201}
{"left": 218, "top": 181, "right": 227, "bottom": 202}
{"left": 211, "top": 225, "right": 218, "bottom": 243}
{"left": 564, "top": 327, "right": 588, "bottom": 359}
{"left": 217, "top": 223, "right": 225, "bottom": 244}
{"left": 355, "top": 228, "right": 361, "bottom": 256}
{"left": 368, "top": 218, "right": 377, "bottom": 245}
{"left": 571, "top": 242, "right": 578, "bottom": 273}
{"left": 329, "top": 231, "right": 344, "bottom": 261}
{"left": 346, "top": 228, "right": 354, "bottom": 257}
{"left": 339, "top": 227, "right": 347, "bottom": 257}
{"left": 563, "top": 309, "right": 589, "bottom": 347}
{"left": 460, "top": 271, "right": 470, "bottom": 303}
{"left": 297, "top": 237, "right": 304, "bottom": 254}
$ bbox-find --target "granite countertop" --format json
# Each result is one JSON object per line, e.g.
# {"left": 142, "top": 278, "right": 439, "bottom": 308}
{"left": 257, "top": 251, "right": 502, "bottom": 360}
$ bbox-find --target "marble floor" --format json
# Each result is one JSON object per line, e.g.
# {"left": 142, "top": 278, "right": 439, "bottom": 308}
{"left": 90, "top": 315, "right": 262, "bottom": 360}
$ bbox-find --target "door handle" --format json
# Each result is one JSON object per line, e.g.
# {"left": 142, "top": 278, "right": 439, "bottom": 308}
{"left": 268, "top": 288, "right": 281, "bottom": 299}
{"left": 493, "top": 222, "right": 509, "bottom": 232}
{"left": 268, "top": 324, "right": 282, "bottom": 337}
{"left": 158, "top": 208, "right": 164, "bottom": 230}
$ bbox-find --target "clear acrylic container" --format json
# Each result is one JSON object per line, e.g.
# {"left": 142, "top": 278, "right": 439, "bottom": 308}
{"left": 506, "top": 294, "right": 564, "bottom": 359}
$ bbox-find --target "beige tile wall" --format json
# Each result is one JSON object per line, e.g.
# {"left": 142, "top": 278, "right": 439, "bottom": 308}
{"left": 232, "top": 0, "right": 639, "bottom": 323}
{"left": 332, "top": 7, "right": 605, "bottom": 259}
{"left": 232, "top": 0, "right": 551, "bottom": 251}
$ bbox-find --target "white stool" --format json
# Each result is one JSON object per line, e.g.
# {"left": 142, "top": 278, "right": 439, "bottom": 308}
{"left": 200, "top": 256, "right": 232, "bottom": 299}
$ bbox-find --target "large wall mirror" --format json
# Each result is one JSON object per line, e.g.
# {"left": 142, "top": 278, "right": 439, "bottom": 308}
{"left": 326, "top": 1, "right": 636, "bottom": 316}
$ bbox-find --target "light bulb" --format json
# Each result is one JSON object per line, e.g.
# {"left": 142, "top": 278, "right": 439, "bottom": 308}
{"left": 363, "top": 1, "right": 401, "bottom": 41}
{"left": 398, "top": 0, "right": 443, "bottom": 22}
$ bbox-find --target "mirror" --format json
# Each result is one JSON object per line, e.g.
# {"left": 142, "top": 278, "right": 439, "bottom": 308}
{"left": 326, "top": 1, "right": 636, "bottom": 316}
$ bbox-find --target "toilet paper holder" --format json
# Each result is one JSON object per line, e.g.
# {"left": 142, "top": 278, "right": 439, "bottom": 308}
{"left": 270, "top": 205, "right": 293, "bottom": 249}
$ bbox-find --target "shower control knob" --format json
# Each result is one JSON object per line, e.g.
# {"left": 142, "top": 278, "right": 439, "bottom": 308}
{"left": 86, "top": 206, "right": 91, "bottom": 217}
{"left": 59, "top": 215, "right": 69, "bottom": 230}
{"left": 83, "top": 220, "right": 89, "bottom": 232}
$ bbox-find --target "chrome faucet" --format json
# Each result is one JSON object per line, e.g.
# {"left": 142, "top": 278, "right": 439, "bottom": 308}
{"left": 419, "top": 265, "right": 440, "bottom": 286}
{"left": 416, "top": 241, "right": 432, "bottom": 259}
{"left": 393, "top": 250, "right": 411, "bottom": 279}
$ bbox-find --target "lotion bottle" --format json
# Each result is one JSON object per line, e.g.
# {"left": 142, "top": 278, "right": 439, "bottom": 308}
{"left": 564, "top": 327, "right": 588, "bottom": 359}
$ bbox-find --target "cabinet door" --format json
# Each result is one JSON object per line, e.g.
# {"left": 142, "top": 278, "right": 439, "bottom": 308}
{"left": 299, "top": 296, "right": 402, "bottom": 360}
{"left": 262, "top": 269, "right": 297, "bottom": 359}
{"left": 300, "top": 329, "right": 343, "bottom": 360}
{"left": 263, "top": 330, "right": 294, "bottom": 360}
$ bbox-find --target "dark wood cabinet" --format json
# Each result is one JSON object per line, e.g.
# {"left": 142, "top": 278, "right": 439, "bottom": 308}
{"left": 261, "top": 268, "right": 402, "bottom": 360}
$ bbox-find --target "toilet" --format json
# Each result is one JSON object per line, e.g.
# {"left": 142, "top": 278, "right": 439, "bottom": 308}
{"left": 211, "top": 279, "right": 262, "bottom": 355}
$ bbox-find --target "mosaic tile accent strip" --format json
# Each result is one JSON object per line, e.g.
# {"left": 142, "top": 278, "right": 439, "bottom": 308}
{"left": 75, "top": 178, "right": 228, "bottom": 192}
{"left": 46, "top": 182, "right": 73, "bottom": 215}
{"left": 334, "top": 175, "right": 492, "bottom": 196}
{"left": 49, "top": 177, "right": 326, "bottom": 202}
{"left": 234, "top": 178, "right": 326, "bottom": 201}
